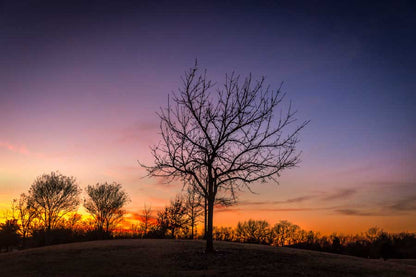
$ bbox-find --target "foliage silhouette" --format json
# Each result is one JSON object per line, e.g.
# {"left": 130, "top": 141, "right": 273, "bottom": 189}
{"left": 157, "top": 195, "right": 188, "bottom": 238}
{"left": 140, "top": 204, "right": 153, "bottom": 237}
{"left": 0, "top": 219, "right": 20, "bottom": 252}
{"left": 28, "top": 171, "right": 81, "bottom": 235}
{"left": 84, "top": 182, "right": 129, "bottom": 236}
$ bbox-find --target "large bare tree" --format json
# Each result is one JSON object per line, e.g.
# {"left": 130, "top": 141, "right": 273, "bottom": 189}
{"left": 144, "top": 63, "right": 308, "bottom": 252}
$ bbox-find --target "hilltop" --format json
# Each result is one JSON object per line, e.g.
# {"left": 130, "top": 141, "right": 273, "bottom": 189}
{"left": 0, "top": 239, "right": 415, "bottom": 276}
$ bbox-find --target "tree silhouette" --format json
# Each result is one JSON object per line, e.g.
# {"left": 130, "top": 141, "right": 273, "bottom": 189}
{"left": 236, "top": 219, "right": 270, "bottom": 244}
{"left": 84, "top": 182, "right": 129, "bottom": 234}
{"left": 28, "top": 171, "right": 80, "bottom": 231}
{"left": 0, "top": 219, "right": 20, "bottom": 252}
{"left": 272, "top": 220, "right": 295, "bottom": 246}
{"left": 144, "top": 63, "right": 308, "bottom": 252}
{"left": 140, "top": 204, "right": 152, "bottom": 237}
{"left": 15, "top": 194, "right": 36, "bottom": 248}
{"left": 184, "top": 187, "right": 203, "bottom": 239}
{"left": 157, "top": 195, "right": 189, "bottom": 238}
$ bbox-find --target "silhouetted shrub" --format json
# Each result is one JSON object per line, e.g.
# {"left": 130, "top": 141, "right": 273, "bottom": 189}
{"left": 31, "top": 228, "right": 86, "bottom": 246}
{"left": 0, "top": 219, "right": 20, "bottom": 252}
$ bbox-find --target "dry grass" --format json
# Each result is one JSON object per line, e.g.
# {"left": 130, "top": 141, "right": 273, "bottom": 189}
{"left": 0, "top": 239, "right": 415, "bottom": 276}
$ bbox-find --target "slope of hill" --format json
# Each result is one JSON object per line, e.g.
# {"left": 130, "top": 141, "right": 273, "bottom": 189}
{"left": 0, "top": 239, "right": 415, "bottom": 276}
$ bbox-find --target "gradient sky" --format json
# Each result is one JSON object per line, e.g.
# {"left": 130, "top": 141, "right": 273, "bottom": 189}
{"left": 1, "top": 0, "right": 415, "bottom": 234}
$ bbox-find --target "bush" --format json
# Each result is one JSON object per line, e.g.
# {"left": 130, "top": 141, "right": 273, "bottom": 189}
{"left": 0, "top": 219, "right": 20, "bottom": 252}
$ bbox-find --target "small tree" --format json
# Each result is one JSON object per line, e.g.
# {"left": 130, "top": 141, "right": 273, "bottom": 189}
{"left": 235, "top": 219, "right": 270, "bottom": 244}
{"left": 28, "top": 171, "right": 81, "bottom": 231}
{"left": 144, "top": 63, "right": 308, "bottom": 252}
{"left": 156, "top": 207, "right": 170, "bottom": 237}
{"left": 272, "top": 220, "right": 295, "bottom": 246}
{"left": 184, "top": 187, "right": 203, "bottom": 239}
{"left": 157, "top": 195, "right": 188, "bottom": 238}
{"left": 140, "top": 204, "right": 152, "bottom": 237}
{"left": 15, "top": 194, "right": 37, "bottom": 248}
{"left": 0, "top": 219, "right": 20, "bottom": 252}
{"left": 84, "top": 182, "right": 129, "bottom": 234}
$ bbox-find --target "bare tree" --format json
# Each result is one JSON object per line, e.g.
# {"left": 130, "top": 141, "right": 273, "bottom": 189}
{"left": 28, "top": 171, "right": 81, "bottom": 231}
{"left": 157, "top": 195, "right": 188, "bottom": 238}
{"left": 272, "top": 220, "right": 297, "bottom": 246}
{"left": 143, "top": 63, "right": 308, "bottom": 252}
{"left": 140, "top": 204, "right": 152, "bottom": 237}
{"left": 84, "top": 182, "right": 129, "bottom": 234}
{"left": 184, "top": 187, "right": 203, "bottom": 239}
{"left": 236, "top": 219, "right": 270, "bottom": 244}
{"left": 15, "top": 194, "right": 37, "bottom": 248}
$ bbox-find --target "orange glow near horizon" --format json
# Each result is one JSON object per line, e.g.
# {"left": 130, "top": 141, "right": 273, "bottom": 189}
{"left": 1, "top": 199, "right": 415, "bottom": 236}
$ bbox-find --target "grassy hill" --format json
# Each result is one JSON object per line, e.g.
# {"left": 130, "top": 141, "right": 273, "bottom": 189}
{"left": 0, "top": 239, "right": 415, "bottom": 276}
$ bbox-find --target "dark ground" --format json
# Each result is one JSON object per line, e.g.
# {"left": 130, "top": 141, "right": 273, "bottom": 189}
{"left": 0, "top": 239, "right": 415, "bottom": 276}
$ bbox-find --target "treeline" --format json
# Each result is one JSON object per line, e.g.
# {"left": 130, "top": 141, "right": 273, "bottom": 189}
{"left": 212, "top": 220, "right": 416, "bottom": 259}
{"left": 0, "top": 171, "right": 207, "bottom": 251}
{"left": 129, "top": 187, "right": 205, "bottom": 240}
{"left": 0, "top": 171, "right": 130, "bottom": 251}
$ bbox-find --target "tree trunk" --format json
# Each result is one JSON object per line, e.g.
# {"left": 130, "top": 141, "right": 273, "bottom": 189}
{"left": 206, "top": 197, "right": 215, "bottom": 252}
{"left": 204, "top": 198, "right": 208, "bottom": 239}
{"left": 191, "top": 218, "right": 194, "bottom": 240}
{"left": 22, "top": 233, "right": 26, "bottom": 249}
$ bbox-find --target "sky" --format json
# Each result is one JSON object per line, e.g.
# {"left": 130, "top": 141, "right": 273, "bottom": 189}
{"left": 0, "top": 0, "right": 415, "bottom": 234}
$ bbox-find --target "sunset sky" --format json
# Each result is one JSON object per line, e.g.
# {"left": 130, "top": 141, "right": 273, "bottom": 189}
{"left": 1, "top": 0, "right": 415, "bottom": 234}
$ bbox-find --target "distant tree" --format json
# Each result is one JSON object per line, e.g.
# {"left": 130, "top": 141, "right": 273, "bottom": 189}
{"left": 84, "top": 182, "right": 129, "bottom": 234}
{"left": 184, "top": 187, "right": 203, "bottom": 239}
{"left": 213, "top": 226, "right": 235, "bottom": 241}
{"left": 236, "top": 219, "right": 270, "bottom": 244}
{"left": 156, "top": 207, "right": 170, "bottom": 237}
{"left": 272, "top": 220, "right": 295, "bottom": 246}
{"left": 28, "top": 171, "right": 81, "bottom": 231}
{"left": 63, "top": 212, "right": 83, "bottom": 231}
{"left": 143, "top": 63, "right": 308, "bottom": 252}
{"left": 15, "top": 194, "right": 37, "bottom": 248}
{"left": 140, "top": 204, "right": 152, "bottom": 237}
{"left": 0, "top": 219, "right": 20, "bottom": 252}
{"left": 366, "top": 226, "right": 383, "bottom": 243}
{"left": 157, "top": 195, "right": 188, "bottom": 238}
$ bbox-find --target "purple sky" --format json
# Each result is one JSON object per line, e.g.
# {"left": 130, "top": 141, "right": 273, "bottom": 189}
{"left": 1, "top": 0, "right": 415, "bottom": 233}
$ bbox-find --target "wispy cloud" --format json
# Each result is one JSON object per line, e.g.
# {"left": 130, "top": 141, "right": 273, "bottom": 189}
{"left": 116, "top": 121, "right": 158, "bottom": 145}
{"left": 321, "top": 189, "right": 357, "bottom": 201}
{"left": 282, "top": 195, "right": 316, "bottom": 203}
{"left": 387, "top": 195, "right": 416, "bottom": 212}
{"left": 216, "top": 206, "right": 334, "bottom": 214}
{"left": 239, "top": 188, "right": 357, "bottom": 207}
{"left": 141, "top": 177, "right": 182, "bottom": 191}
{"left": 239, "top": 195, "right": 316, "bottom": 206}
{"left": 333, "top": 194, "right": 416, "bottom": 217}
{"left": 0, "top": 141, "right": 30, "bottom": 155}
{"left": 256, "top": 207, "right": 331, "bottom": 212}
{"left": 334, "top": 209, "right": 379, "bottom": 216}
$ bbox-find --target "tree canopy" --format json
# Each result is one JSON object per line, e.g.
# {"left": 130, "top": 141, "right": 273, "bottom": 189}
{"left": 28, "top": 171, "right": 80, "bottom": 231}
{"left": 84, "top": 182, "right": 129, "bottom": 233}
